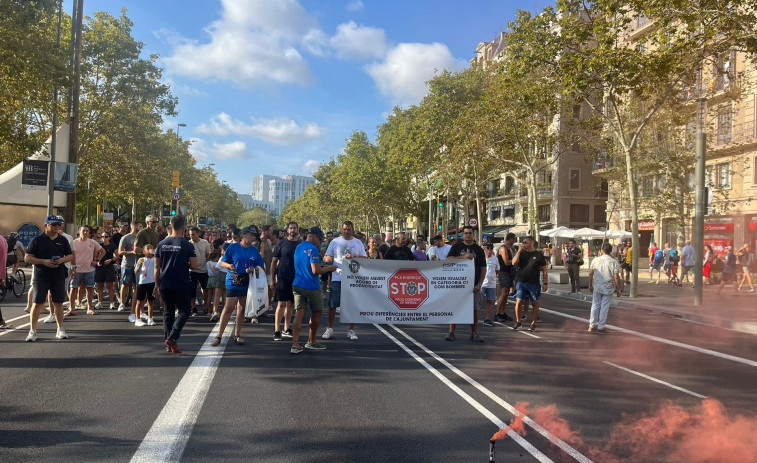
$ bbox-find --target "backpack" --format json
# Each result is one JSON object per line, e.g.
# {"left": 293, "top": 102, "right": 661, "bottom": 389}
{"left": 6, "top": 236, "right": 17, "bottom": 254}
{"left": 653, "top": 249, "right": 664, "bottom": 264}
{"left": 668, "top": 249, "right": 678, "bottom": 260}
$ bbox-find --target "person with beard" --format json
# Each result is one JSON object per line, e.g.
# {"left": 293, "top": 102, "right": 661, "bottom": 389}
{"left": 383, "top": 232, "right": 416, "bottom": 261}
{"left": 270, "top": 222, "right": 302, "bottom": 341}
{"left": 511, "top": 236, "right": 548, "bottom": 332}
{"left": 444, "top": 226, "right": 486, "bottom": 342}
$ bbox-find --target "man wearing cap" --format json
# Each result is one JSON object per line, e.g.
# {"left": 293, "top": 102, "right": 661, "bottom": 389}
{"left": 135, "top": 215, "right": 160, "bottom": 259}
{"left": 24, "top": 215, "right": 76, "bottom": 341}
{"left": 289, "top": 227, "right": 337, "bottom": 354}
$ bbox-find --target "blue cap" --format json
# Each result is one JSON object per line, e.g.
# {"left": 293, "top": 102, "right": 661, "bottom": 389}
{"left": 308, "top": 226, "right": 325, "bottom": 238}
{"left": 44, "top": 215, "right": 63, "bottom": 224}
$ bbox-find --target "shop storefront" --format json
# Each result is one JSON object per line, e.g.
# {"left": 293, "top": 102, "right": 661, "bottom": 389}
{"left": 636, "top": 219, "right": 655, "bottom": 251}
{"left": 704, "top": 221, "right": 734, "bottom": 254}
{"left": 747, "top": 216, "right": 757, "bottom": 252}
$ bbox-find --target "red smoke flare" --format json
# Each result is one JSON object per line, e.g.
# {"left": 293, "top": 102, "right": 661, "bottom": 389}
{"left": 490, "top": 401, "right": 529, "bottom": 441}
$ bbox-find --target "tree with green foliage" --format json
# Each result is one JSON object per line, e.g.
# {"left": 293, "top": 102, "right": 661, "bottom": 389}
{"left": 0, "top": 0, "right": 68, "bottom": 172}
{"left": 238, "top": 206, "right": 277, "bottom": 229}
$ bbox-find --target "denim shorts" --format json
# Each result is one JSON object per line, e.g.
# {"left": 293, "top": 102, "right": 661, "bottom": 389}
{"left": 121, "top": 266, "right": 136, "bottom": 285}
{"left": 328, "top": 281, "right": 341, "bottom": 308}
{"left": 482, "top": 287, "right": 496, "bottom": 301}
{"left": 71, "top": 271, "right": 95, "bottom": 288}
{"left": 515, "top": 282, "right": 541, "bottom": 302}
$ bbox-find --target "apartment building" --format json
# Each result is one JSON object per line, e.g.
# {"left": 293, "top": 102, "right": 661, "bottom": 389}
{"left": 250, "top": 174, "right": 316, "bottom": 216}
{"left": 598, "top": 16, "right": 757, "bottom": 254}
{"left": 471, "top": 33, "right": 608, "bottom": 241}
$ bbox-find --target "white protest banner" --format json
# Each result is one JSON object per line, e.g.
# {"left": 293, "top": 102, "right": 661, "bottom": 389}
{"left": 340, "top": 258, "right": 474, "bottom": 324}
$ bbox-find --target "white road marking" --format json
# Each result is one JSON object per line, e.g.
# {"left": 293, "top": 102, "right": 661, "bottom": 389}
{"left": 602, "top": 361, "right": 708, "bottom": 399}
{"left": 389, "top": 325, "right": 593, "bottom": 463}
{"left": 539, "top": 307, "right": 757, "bottom": 368}
{"left": 130, "top": 326, "right": 229, "bottom": 463}
{"left": 493, "top": 320, "right": 541, "bottom": 338}
{"left": 373, "top": 324, "right": 557, "bottom": 463}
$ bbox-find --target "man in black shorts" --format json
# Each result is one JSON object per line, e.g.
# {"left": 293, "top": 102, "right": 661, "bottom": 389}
{"left": 511, "top": 235, "right": 548, "bottom": 332}
{"left": 495, "top": 232, "right": 516, "bottom": 321}
{"left": 24, "top": 215, "right": 75, "bottom": 341}
{"left": 270, "top": 222, "right": 301, "bottom": 341}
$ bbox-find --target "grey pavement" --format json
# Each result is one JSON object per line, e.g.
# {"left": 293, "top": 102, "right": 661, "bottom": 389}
{"left": 543, "top": 258, "right": 757, "bottom": 335}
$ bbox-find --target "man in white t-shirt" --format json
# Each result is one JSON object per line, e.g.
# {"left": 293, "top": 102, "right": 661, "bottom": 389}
{"left": 480, "top": 243, "right": 499, "bottom": 327}
{"left": 322, "top": 220, "right": 366, "bottom": 341}
{"left": 427, "top": 235, "right": 451, "bottom": 261}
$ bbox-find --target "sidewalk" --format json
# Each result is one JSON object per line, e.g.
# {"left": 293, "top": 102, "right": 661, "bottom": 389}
{"left": 543, "top": 262, "right": 757, "bottom": 335}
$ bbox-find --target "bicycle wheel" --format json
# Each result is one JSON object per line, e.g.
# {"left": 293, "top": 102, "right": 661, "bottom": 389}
{"left": 12, "top": 270, "right": 25, "bottom": 297}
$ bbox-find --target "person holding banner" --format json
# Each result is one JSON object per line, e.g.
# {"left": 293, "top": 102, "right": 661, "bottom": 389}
{"left": 445, "top": 226, "right": 486, "bottom": 342}
{"left": 290, "top": 227, "right": 338, "bottom": 354}
{"left": 322, "top": 221, "right": 367, "bottom": 341}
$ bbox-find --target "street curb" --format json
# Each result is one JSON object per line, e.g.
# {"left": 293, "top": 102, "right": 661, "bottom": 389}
{"left": 545, "top": 289, "right": 757, "bottom": 336}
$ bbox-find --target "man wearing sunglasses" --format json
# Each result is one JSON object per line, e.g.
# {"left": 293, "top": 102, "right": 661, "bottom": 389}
{"left": 24, "top": 215, "right": 75, "bottom": 341}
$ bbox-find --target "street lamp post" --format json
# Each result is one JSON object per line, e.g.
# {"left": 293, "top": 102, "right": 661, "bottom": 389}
{"left": 177, "top": 123, "right": 186, "bottom": 147}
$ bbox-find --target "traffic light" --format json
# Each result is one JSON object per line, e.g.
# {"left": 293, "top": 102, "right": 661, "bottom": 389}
{"left": 170, "top": 199, "right": 178, "bottom": 216}
{"left": 171, "top": 170, "right": 180, "bottom": 187}
{"left": 162, "top": 204, "right": 171, "bottom": 218}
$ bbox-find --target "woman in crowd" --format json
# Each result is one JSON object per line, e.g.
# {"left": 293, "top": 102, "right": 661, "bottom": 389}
{"left": 366, "top": 236, "right": 384, "bottom": 260}
{"left": 703, "top": 244, "right": 713, "bottom": 285}
{"left": 95, "top": 231, "right": 119, "bottom": 309}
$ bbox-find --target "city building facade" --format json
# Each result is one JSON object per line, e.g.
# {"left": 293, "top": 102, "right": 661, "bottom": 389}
{"left": 250, "top": 174, "right": 316, "bottom": 216}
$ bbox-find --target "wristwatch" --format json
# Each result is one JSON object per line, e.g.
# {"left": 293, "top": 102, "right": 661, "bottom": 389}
{"left": 72, "top": 265, "right": 77, "bottom": 269}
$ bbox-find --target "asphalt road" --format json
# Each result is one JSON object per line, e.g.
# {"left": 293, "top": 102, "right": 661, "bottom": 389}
{"left": 1, "top": 286, "right": 756, "bottom": 462}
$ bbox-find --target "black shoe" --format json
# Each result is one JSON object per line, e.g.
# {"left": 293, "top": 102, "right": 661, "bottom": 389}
{"left": 536, "top": 316, "right": 542, "bottom": 323}
{"left": 503, "top": 314, "right": 514, "bottom": 321}
{"left": 512, "top": 322, "right": 521, "bottom": 330}
{"left": 528, "top": 324, "right": 536, "bottom": 332}
{"left": 483, "top": 319, "right": 494, "bottom": 327}
{"left": 282, "top": 328, "right": 293, "bottom": 338}
{"left": 273, "top": 331, "right": 282, "bottom": 341}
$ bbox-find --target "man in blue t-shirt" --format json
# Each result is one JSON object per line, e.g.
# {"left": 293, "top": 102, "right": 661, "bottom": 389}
{"left": 154, "top": 215, "right": 197, "bottom": 353}
{"left": 289, "top": 227, "right": 337, "bottom": 354}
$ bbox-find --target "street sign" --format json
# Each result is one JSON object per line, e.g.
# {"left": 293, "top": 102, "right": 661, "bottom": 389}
{"left": 467, "top": 216, "right": 478, "bottom": 228}
{"left": 388, "top": 268, "right": 429, "bottom": 310}
{"left": 172, "top": 193, "right": 181, "bottom": 201}
{"left": 171, "top": 170, "right": 180, "bottom": 187}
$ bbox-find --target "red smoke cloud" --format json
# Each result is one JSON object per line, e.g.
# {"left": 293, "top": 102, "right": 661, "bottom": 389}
{"left": 490, "top": 402, "right": 528, "bottom": 441}
{"left": 492, "top": 399, "right": 757, "bottom": 462}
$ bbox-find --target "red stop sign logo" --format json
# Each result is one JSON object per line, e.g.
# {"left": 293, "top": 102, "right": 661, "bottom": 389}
{"left": 388, "top": 268, "right": 429, "bottom": 310}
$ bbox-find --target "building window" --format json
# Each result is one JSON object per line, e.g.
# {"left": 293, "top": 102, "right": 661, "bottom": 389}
{"left": 538, "top": 204, "right": 551, "bottom": 223}
{"left": 594, "top": 205, "right": 607, "bottom": 225}
{"left": 490, "top": 207, "right": 501, "bottom": 221}
{"left": 717, "top": 105, "right": 733, "bottom": 145}
{"left": 569, "top": 169, "right": 581, "bottom": 190}
{"left": 716, "top": 162, "right": 731, "bottom": 189}
{"left": 503, "top": 206, "right": 515, "bottom": 219}
{"left": 570, "top": 204, "right": 590, "bottom": 223}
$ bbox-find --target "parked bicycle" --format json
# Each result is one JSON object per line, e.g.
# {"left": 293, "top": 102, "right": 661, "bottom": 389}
{"left": 0, "top": 266, "right": 25, "bottom": 301}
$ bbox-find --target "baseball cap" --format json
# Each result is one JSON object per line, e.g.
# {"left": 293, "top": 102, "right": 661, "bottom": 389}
{"left": 308, "top": 226, "right": 325, "bottom": 239}
{"left": 483, "top": 242, "right": 494, "bottom": 248}
{"left": 44, "top": 215, "right": 63, "bottom": 225}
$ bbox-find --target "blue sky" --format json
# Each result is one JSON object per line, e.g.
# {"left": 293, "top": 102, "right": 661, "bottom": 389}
{"left": 67, "top": 0, "right": 550, "bottom": 195}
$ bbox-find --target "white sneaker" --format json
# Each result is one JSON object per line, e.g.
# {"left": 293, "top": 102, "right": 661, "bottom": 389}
{"left": 140, "top": 312, "right": 148, "bottom": 320}
{"left": 128, "top": 314, "right": 137, "bottom": 323}
{"left": 94, "top": 301, "right": 102, "bottom": 309}
{"left": 322, "top": 327, "right": 334, "bottom": 339}
{"left": 118, "top": 303, "right": 126, "bottom": 312}
{"left": 347, "top": 330, "right": 358, "bottom": 340}
{"left": 25, "top": 329, "right": 37, "bottom": 342}
{"left": 109, "top": 303, "right": 116, "bottom": 310}
{"left": 55, "top": 329, "right": 68, "bottom": 339}
{"left": 134, "top": 319, "right": 146, "bottom": 327}
{"left": 24, "top": 306, "right": 32, "bottom": 313}
{"left": 43, "top": 314, "right": 56, "bottom": 324}
{"left": 147, "top": 317, "right": 156, "bottom": 326}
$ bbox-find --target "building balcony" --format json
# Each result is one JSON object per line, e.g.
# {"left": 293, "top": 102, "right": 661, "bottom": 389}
{"left": 592, "top": 153, "right": 615, "bottom": 174}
